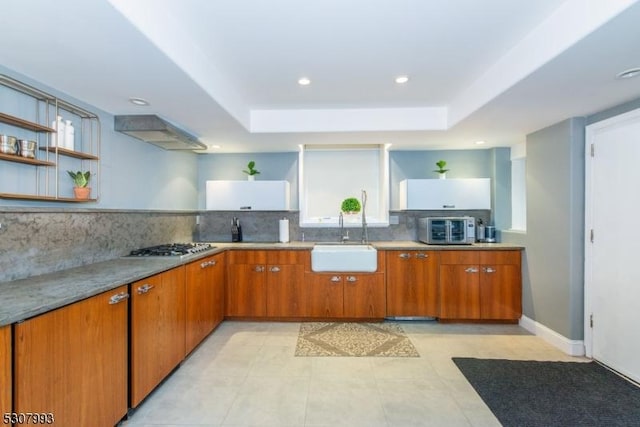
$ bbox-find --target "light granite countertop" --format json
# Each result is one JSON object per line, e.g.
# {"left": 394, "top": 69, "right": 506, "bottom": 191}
{"left": 0, "top": 241, "right": 522, "bottom": 326}
{"left": 210, "top": 241, "right": 523, "bottom": 251}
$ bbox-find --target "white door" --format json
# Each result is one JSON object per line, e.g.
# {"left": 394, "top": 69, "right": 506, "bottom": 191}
{"left": 585, "top": 108, "right": 640, "bottom": 383}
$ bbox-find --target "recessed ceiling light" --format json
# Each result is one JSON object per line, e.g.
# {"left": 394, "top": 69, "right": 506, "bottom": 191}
{"left": 298, "top": 77, "right": 311, "bottom": 86}
{"left": 395, "top": 75, "right": 409, "bottom": 84}
{"left": 616, "top": 68, "right": 640, "bottom": 80}
{"left": 129, "top": 97, "right": 149, "bottom": 106}
{"left": 210, "top": 144, "right": 221, "bottom": 149}
{"left": 475, "top": 140, "right": 486, "bottom": 145}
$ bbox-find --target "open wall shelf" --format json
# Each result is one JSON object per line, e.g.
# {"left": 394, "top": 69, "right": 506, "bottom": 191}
{"left": 0, "top": 74, "right": 100, "bottom": 202}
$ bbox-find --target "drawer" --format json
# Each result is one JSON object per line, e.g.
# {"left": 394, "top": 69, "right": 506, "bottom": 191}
{"left": 439, "top": 251, "right": 479, "bottom": 265}
{"left": 227, "top": 250, "right": 268, "bottom": 264}
{"left": 267, "top": 250, "right": 307, "bottom": 265}
{"left": 479, "top": 250, "right": 521, "bottom": 265}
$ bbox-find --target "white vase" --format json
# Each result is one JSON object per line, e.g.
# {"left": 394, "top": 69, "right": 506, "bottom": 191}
{"left": 439, "top": 173, "right": 446, "bottom": 179}
{"left": 247, "top": 175, "right": 255, "bottom": 181}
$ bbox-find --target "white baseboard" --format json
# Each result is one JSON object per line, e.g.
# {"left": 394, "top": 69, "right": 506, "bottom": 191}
{"left": 519, "top": 315, "right": 585, "bottom": 356}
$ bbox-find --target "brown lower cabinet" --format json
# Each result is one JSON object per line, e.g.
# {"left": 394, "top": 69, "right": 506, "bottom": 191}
{"left": 385, "top": 251, "right": 439, "bottom": 317}
{"left": 226, "top": 250, "right": 268, "bottom": 317}
{"left": 130, "top": 266, "right": 186, "bottom": 408}
{"left": 226, "top": 250, "right": 306, "bottom": 318}
{"left": 266, "top": 251, "right": 306, "bottom": 317}
{"left": 305, "top": 273, "right": 345, "bottom": 317}
{"left": 439, "top": 250, "right": 522, "bottom": 321}
{"left": 185, "top": 252, "right": 225, "bottom": 355}
{"left": 13, "top": 285, "right": 129, "bottom": 427}
{"left": 343, "top": 273, "right": 386, "bottom": 318}
{"left": 305, "top": 272, "right": 385, "bottom": 319}
{"left": 1, "top": 325, "right": 11, "bottom": 421}
{"left": 304, "top": 250, "right": 386, "bottom": 319}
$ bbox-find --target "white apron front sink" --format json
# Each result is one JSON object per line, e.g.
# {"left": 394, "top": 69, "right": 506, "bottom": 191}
{"left": 311, "top": 244, "right": 377, "bottom": 272}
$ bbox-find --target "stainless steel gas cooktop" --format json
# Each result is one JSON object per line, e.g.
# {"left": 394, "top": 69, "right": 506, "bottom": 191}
{"left": 125, "top": 243, "right": 216, "bottom": 260}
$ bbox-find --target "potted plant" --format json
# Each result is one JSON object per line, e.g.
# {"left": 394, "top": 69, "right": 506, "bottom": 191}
{"left": 433, "top": 160, "right": 449, "bottom": 179}
{"left": 67, "top": 170, "right": 91, "bottom": 199}
{"left": 341, "top": 197, "right": 361, "bottom": 214}
{"left": 242, "top": 160, "right": 260, "bottom": 181}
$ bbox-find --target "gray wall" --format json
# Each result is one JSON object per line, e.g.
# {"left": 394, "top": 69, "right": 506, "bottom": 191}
{"left": 489, "top": 148, "right": 512, "bottom": 230}
{"left": 587, "top": 97, "right": 640, "bottom": 125}
{"left": 504, "top": 118, "right": 586, "bottom": 340}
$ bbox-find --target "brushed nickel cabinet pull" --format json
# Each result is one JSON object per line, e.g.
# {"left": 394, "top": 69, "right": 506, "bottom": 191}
{"left": 109, "top": 292, "right": 129, "bottom": 304}
{"left": 136, "top": 284, "right": 155, "bottom": 294}
{"left": 330, "top": 276, "right": 341, "bottom": 282}
{"left": 398, "top": 253, "right": 411, "bottom": 259}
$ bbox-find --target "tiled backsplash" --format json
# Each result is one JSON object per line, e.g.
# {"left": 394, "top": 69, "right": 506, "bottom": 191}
{"left": 197, "top": 210, "right": 491, "bottom": 243}
{"left": 1, "top": 209, "right": 490, "bottom": 283}
{"left": 0, "top": 210, "right": 196, "bottom": 283}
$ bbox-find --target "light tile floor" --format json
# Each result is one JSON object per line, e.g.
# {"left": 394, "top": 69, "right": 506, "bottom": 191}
{"left": 120, "top": 321, "right": 585, "bottom": 427}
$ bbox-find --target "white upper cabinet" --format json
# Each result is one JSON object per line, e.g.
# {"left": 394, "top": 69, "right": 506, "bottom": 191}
{"left": 399, "top": 178, "right": 490, "bottom": 210}
{"left": 205, "top": 180, "right": 290, "bottom": 210}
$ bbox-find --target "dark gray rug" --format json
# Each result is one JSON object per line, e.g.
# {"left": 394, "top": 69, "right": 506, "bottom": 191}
{"left": 453, "top": 357, "right": 640, "bottom": 427}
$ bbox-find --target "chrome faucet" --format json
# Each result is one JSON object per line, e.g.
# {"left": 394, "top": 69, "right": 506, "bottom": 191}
{"left": 339, "top": 212, "right": 349, "bottom": 243}
{"left": 361, "top": 190, "right": 369, "bottom": 244}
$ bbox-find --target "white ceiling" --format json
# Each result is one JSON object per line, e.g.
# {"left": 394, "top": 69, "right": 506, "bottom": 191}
{"left": 2, "top": 0, "right": 640, "bottom": 152}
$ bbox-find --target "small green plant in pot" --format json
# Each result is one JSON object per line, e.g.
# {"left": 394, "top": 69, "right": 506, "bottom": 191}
{"left": 341, "top": 197, "right": 361, "bottom": 214}
{"left": 242, "top": 160, "right": 260, "bottom": 180}
{"left": 433, "top": 160, "right": 449, "bottom": 179}
{"left": 67, "top": 170, "right": 91, "bottom": 199}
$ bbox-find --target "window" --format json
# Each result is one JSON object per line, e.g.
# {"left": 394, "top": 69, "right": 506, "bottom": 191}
{"left": 298, "top": 144, "right": 389, "bottom": 227}
{"left": 510, "top": 143, "right": 526, "bottom": 231}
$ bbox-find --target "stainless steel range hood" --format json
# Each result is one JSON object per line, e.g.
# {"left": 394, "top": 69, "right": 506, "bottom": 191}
{"left": 114, "top": 115, "right": 207, "bottom": 150}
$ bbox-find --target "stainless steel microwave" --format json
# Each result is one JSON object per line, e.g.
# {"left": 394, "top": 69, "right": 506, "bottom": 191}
{"left": 418, "top": 217, "right": 476, "bottom": 245}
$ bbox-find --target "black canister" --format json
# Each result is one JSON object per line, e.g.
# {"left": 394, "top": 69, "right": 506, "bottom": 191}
{"left": 231, "top": 217, "right": 243, "bottom": 242}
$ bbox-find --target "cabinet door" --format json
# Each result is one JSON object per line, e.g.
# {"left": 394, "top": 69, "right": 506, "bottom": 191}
{"left": 185, "top": 256, "right": 217, "bottom": 355}
{"left": 305, "top": 273, "right": 344, "bottom": 318}
{"left": 1, "top": 325, "right": 11, "bottom": 421}
{"left": 211, "top": 253, "right": 226, "bottom": 328}
{"left": 480, "top": 264, "right": 522, "bottom": 320}
{"left": 400, "top": 178, "right": 490, "bottom": 210}
{"left": 386, "top": 251, "right": 439, "bottom": 317}
{"left": 226, "top": 264, "right": 267, "bottom": 317}
{"left": 14, "top": 285, "right": 129, "bottom": 427}
{"left": 130, "top": 267, "right": 186, "bottom": 407}
{"left": 439, "top": 264, "right": 481, "bottom": 319}
{"left": 266, "top": 264, "right": 306, "bottom": 317}
{"left": 344, "top": 273, "right": 386, "bottom": 318}
{"left": 205, "top": 180, "right": 290, "bottom": 210}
